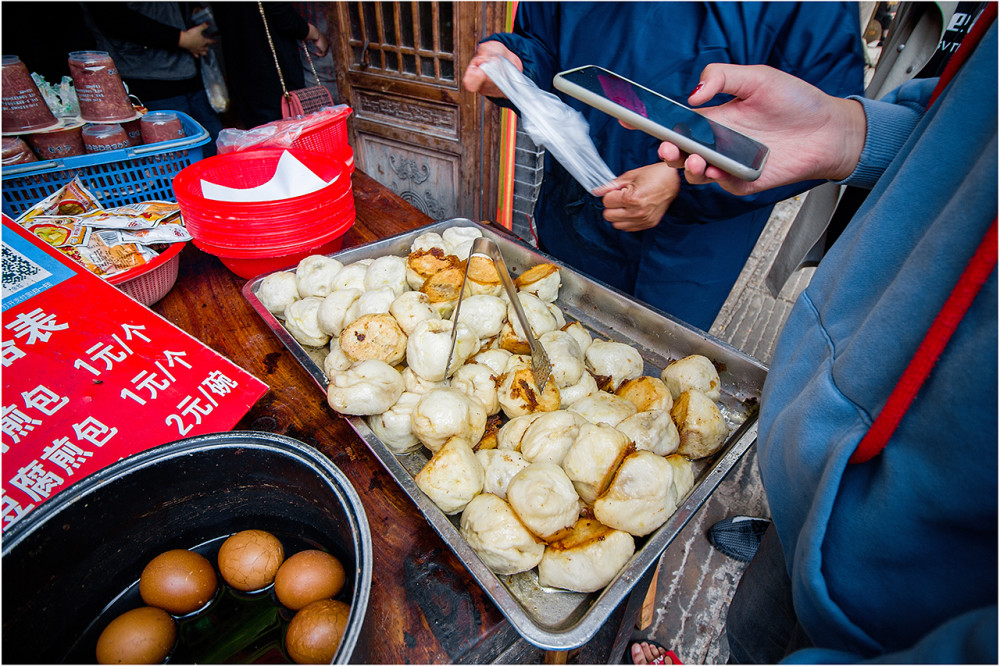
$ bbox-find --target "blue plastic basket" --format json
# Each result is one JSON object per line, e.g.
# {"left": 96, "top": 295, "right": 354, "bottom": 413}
{"left": 1, "top": 111, "right": 210, "bottom": 217}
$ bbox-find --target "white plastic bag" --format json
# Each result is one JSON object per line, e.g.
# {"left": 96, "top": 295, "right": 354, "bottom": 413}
{"left": 480, "top": 57, "right": 616, "bottom": 195}
{"left": 201, "top": 50, "right": 230, "bottom": 114}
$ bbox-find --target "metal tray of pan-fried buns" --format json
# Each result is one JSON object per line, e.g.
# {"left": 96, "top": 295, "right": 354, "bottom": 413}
{"left": 242, "top": 218, "right": 768, "bottom": 651}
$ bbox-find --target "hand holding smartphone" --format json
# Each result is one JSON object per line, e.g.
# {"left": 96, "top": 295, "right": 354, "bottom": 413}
{"left": 553, "top": 65, "right": 769, "bottom": 181}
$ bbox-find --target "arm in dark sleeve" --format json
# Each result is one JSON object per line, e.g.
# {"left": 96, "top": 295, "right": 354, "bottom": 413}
{"left": 83, "top": 3, "right": 180, "bottom": 50}
{"left": 487, "top": 3, "right": 560, "bottom": 89}
{"left": 669, "top": 1, "right": 867, "bottom": 223}
{"left": 262, "top": 2, "right": 310, "bottom": 41}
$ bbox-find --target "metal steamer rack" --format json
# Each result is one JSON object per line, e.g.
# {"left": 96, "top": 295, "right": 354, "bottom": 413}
{"left": 243, "top": 218, "right": 768, "bottom": 650}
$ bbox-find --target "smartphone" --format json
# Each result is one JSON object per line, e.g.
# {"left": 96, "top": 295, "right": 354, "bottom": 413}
{"left": 553, "top": 65, "right": 768, "bottom": 181}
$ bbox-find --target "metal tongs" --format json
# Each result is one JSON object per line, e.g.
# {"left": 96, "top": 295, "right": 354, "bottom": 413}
{"left": 446, "top": 237, "right": 552, "bottom": 389}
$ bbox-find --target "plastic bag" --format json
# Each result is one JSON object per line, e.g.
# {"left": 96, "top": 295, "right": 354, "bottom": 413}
{"left": 191, "top": 5, "right": 229, "bottom": 114}
{"left": 216, "top": 105, "right": 352, "bottom": 153}
{"left": 201, "top": 50, "right": 229, "bottom": 114}
{"left": 31, "top": 73, "right": 80, "bottom": 118}
{"left": 479, "top": 57, "right": 617, "bottom": 195}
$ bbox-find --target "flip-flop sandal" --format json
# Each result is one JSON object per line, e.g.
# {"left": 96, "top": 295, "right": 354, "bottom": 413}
{"left": 625, "top": 639, "right": 681, "bottom": 665}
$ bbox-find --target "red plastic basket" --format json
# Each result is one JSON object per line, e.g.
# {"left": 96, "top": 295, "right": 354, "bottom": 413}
{"left": 289, "top": 108, "right": 354, "bottom": 171}
{"left": 216, "top": 235, "right": 348, "bottom": 279}
{"left": 105, "top": 241, "right": 185, "bottom": 306}
{"left": 172, "top": 149, "right": 355, "bottom": 278}
{"left": 191, "top": 201, "right": 355, "bottom": 258}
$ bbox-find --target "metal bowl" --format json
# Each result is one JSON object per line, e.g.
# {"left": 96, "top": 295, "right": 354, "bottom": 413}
{"left": 1, "top": 431, "right": 372, "bottom": 664}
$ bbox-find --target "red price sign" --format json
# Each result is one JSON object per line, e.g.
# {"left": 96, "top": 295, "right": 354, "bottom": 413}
{"left": 2, "top": 216, "right": 268, "bottom": 531}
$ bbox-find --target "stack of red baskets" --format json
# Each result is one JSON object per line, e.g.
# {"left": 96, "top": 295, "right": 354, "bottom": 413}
{"left": 172, "top": 148, "right": 354, "bottom": 279}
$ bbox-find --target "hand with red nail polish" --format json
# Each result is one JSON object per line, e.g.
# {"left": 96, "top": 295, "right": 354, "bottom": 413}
{"left": 658, "top": 63, "right": 866, "bottom": 196}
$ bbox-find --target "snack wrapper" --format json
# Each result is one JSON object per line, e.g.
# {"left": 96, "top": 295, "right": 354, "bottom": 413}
{"left": 15, "top": 180, "right": 187, "bottom": 280}
{"left": 16, "top": 177, "right": 103, "bottom": 226}
{"left": 69, "top": 201, "right": 181, "bottom": 230}
{"left": 101, "top": 221, "right": 192, "bottom": 246}
{"left": 69, "top": 232, "right": 157, "bottom": 277}
{"left": 24, "top": 218, "right": 92, "bottom": 248}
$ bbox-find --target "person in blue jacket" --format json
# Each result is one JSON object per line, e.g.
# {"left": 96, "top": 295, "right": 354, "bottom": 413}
{"left": 463, "top": 3, "right": 864, "bottom": 330}
{"left": 657, "top": 11, "right": 997, "bottom": 664}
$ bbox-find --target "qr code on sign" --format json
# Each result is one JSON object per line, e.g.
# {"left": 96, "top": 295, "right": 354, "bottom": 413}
{"left": 2, "top": 242, "right": 51, "bottom": 300}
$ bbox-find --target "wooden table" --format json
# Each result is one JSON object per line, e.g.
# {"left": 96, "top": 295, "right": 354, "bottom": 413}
{"left": 153, "top": 171, "right": 649, "bottom": 664}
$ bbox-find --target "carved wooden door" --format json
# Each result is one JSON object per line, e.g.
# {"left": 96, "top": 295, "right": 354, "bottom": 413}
{"left": 330, "top": 2, "right": 504, "bottom": 222}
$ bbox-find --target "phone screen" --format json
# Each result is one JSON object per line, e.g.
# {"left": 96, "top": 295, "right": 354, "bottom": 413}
{"left": 561, "top": 66, "right": 767, "bottom": 171}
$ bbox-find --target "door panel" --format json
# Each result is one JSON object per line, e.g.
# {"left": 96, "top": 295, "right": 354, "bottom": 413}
{"left": 331, "top": 2, "right": 504, "bottom": 222}
{"left": 361, "top": 137, "right": 457, "bottom": 219}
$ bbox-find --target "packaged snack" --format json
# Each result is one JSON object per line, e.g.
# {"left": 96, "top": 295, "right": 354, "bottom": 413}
{"left": 25, "top": 218, "right": 92, "bottom": 248}
{"left": 116, "top": 221, "right": 192, "bottom": 245}
{"left": 15, "top": 177, "right": 104, "bottom": 227}
{"left": 15, "top": 180, "right": 186, "bottom": 280}
{"left": 73, "top": 231, "right": 157, "bottom": 278}
{"left": 71, "top": 201, "right": 181, "bottom": 230}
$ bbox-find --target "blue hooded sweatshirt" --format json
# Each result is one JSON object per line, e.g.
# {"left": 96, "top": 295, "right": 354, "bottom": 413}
{"left": 487, "top": 2, "right": 864, "bottom": 329}
{"left": 758, "top": 20, "right": 998, "bottom": 664}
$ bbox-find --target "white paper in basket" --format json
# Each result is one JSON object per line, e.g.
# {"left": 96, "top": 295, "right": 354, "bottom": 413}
{"left": 479, "top": 57, "right": 617, "bottom": 195}
{"left": 200, "top": 150, "right": 332, "bottom": 202}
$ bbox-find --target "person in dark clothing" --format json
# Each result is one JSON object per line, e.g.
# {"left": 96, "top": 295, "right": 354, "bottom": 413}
{"left": 213, "top": 2, "right": 328, "bottom": 128}
{"left": 2, "top": 3, "right": 97, "bottom": 83}
{"left": 81, "top": 2, "right": 223, "bottom": 154}
{"left": 464, "top": 3, "right": 865, "bottom": 331}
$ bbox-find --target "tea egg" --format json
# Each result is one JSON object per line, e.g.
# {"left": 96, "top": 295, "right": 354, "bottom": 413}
{"left": 274, "top": 549, "right": 346, "bottom": 610}
{"left": 285, "top": 599, "right": 351, "bottom": 664}
{"left": 139, "top": 549, "right": 217, "bottom": 615}
{"left": 217, "top": 529, "right": 285, "bottom": 592}
{"left": 96, "top": 606, "right": 176, "bottom": 664}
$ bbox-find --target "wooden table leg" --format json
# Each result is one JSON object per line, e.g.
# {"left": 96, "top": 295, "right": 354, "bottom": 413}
{"left": 544, "top": 649, "right": 569, "bottom": 664}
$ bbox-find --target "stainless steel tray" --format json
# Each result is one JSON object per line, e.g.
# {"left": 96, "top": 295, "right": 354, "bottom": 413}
{"left": 242, "top": 218, "right": 768, "bottom": 650}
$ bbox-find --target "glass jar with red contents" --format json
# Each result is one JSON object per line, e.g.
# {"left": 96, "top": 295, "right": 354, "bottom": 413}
{"left": 2, "top": 55, "right": 59, "bottom": 132}
{"left": 82, "top": 124, "right": 129, "bottom": 153}
{"left": 122, "top": 118, "right": 144, "bottom": 147}
{"left": 68, "top": 51, "right": 135, "bottom": 122}
{"left": 27, "top": 124, "right": 86, "bottom": 159}
{"left": 2, "top": 136, "right": 39, "bottom": 165}
{"left": 140, "top": 111, "right": 186, "bottom": 144}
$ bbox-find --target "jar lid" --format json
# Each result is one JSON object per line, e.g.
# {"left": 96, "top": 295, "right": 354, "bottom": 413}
{"left": 2, "top": 55, "right": 21, "bottom": 66}
{"left": 141, "top": 111, "right": 180, "bottom": 123}
{"left": 82, "top": 123, "right": 125, "bottom": 137}
{"left": 68, "top": 50, "right": 111, "bottom": 62}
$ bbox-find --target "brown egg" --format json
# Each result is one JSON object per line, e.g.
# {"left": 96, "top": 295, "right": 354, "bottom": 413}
{"left": 285, "top": 599, "right": 351, "bottom": 664}
{"left": 139, "top": 549, "right": 217, "bottom": 615}
{"left": 217, "top": 529, "right": 285, "bottom": 591}
{"left": 96, "top": 606, "right": 176, "bottom": 664}
{"left": 274, "top": 550, "right": 346, "bottom": 610}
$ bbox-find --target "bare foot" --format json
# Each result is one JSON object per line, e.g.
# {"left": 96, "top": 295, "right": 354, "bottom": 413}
{"left": 631, "top": 641, "right": 674, "bottom": 665}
